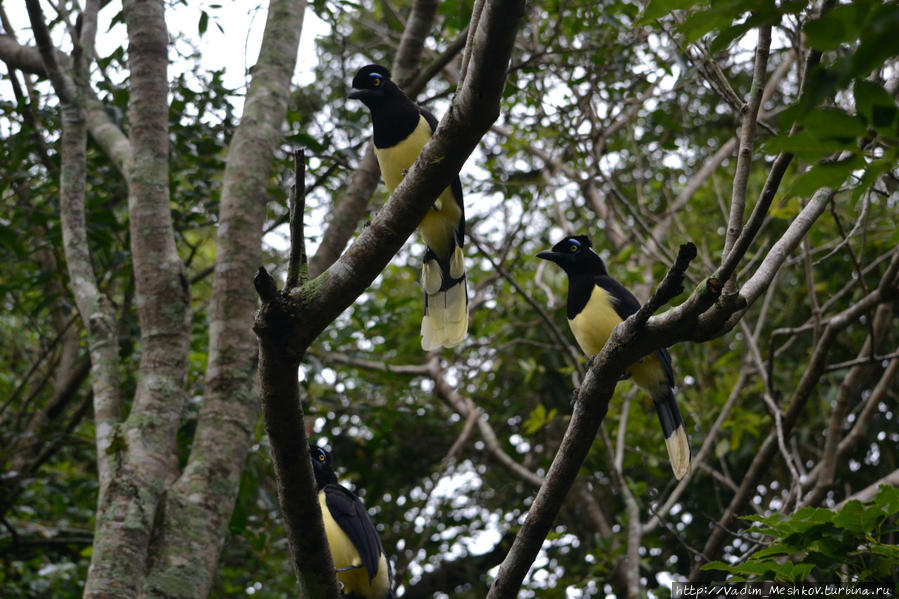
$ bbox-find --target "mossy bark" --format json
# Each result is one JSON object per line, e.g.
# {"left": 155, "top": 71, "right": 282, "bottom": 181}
{"left": 84, "top": 0, "right": 189, "bottom": 596}
{"left": 139, "top": 0, "right": 307, "bottom": 597}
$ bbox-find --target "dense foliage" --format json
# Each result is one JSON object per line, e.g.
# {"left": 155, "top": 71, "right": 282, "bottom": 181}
{"left": 704, "top": 485, "right": 899, "bottom": 583}
{"left": 1, "top": 0, "right": 898, "bottom": 596}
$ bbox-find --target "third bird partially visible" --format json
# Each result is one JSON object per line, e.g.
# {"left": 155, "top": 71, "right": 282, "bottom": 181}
{"left": 310, "top": 444, "right": 394, "bottom": 599}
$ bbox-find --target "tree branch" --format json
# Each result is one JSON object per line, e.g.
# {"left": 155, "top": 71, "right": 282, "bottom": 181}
{"left": 39, "top": 0, "right": 121, "bottom": 519}
{"left": 24, "top": 0, "right": 75, "bottom": 102}
{"left": 723, "top": 24, "right": 772, "bottom": 283}
{"left": 255, "top": 0, "right": 526, "bottom": 594}
{"left": 10, "top": 8, "right": 130, "bottom": 173}
{"left": 84, "top": 1, "right": 186, "bottom": 596}
{"left": 835, "top": 469, "right": 899, "bottom": 508}
{"left": 800, "top": 306, "right": 895, "bottom": 508}
{"left": 287, "top": 149, "right": 309, "bottom": 288}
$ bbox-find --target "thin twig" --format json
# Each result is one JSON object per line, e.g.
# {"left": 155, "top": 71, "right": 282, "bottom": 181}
{"left": 824, "top": 350, "right": 899, "bottom": 373}
{"left": 286, "top": 149, "right": 308, "bottom": 289}
{"left": 723, "top": 24, "right": 772, "bottom": 293}
{"left": 459, "top": 0, "right": 485, "bottom": 82}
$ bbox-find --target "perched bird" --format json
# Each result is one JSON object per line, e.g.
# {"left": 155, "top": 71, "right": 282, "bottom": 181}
{"left": 350, "top": 64, "right": 468, "bottom": 351}
{"left": 537, "top": 235, "right": 691, "bottom": 480}
{"left": 310, "top": 444, "right": 393, "bottom": 599}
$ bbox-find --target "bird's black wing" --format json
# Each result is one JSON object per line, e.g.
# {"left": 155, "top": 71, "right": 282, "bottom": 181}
{"left": 419, "top": 106, "right": 465, "bottom": 245}
{"left": 594, "top": 274, "right": 640, "bottom": 320}
{"left": 323, "top": 483, "right": 383, "bottom": 582}
{"left": 595, "top": 274, "right": 675, "bottom": 387}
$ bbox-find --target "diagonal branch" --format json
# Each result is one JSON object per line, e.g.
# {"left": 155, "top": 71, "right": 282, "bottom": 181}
{"left": 800, "top": 306, "right": 895, "bottom": 509}
{"left": 254, "top": 0, "right": 526, "bottom": 595}
{"left": 2, "top": 25, "right": 130, "bottom": 174}
{"left": 24, "top": 0, "right": 75, "bottom": 101}
{"left": 835, "top": 469, "right": 899, "bottom": 508}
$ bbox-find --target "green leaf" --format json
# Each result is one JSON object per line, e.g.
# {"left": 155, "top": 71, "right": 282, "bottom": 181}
{"left": 852, "top": 153, "right": 899, "bottom": 201}
{"left": 850, "top": 31, "right": 899, "bottom": 82}
{"left": 709, "top": 21, "right": 753, "bottom": 54}
{"left": 639, "top": 0, "right": 701, "bottom": 24}
{"left": 802, "top": 108, "right": 867, "bottom": 141}
{"left": 862, "top": 502, "right": 888, "bottom": 531}
{"left": 762, "top": 131, "right": 845, "bottom": 160}
{"left": 198, "top": 10, "right": 209, "bottom": 35}
{"left": 873, "top": 484, "right": 899, "bottom": 515}
{"left": 786, "top": 154, "right": 864, "bottom": 198}
{"left": 788, "top": 506, "right": 835, "bottom": 532}
{"left": 522, "top": 404, "right": 557, "bottom": 435}
{"left": 786, "top": 562, "right": 815, "bottom": 581}
{"left": 701, "top": 560, "right": 736, "bottom": 573}
{"left": 854, "top": 80, "right": 898, "bottom": 131}
{"left": 679, "top": 0, "right": 784, "bottom": 43}
{"left": 780, "top": 66, "right": 842, "bottom": 126}
{"left": 680, "top": 9, "right": 730, "bottom": 43}
{"left": 834, "top": 500, "right": 865, "bottom": 533}
{"left": 752, "top": 543, "right": 797, "bottom": 559}
{"left": 728, "top": 559, "right": 780, "bottom": 577}
{"left": 868, "top": 544, "right": 899, "bottom": 560}
{"left": 847, "top": 3, "right": 899, "bottom": 80}
{"left": 803, "top": 3, "right": 860, "bottom": 51}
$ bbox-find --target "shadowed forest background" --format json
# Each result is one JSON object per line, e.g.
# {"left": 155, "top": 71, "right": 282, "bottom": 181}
{"left": 1, "top": 0, "right": 898, "bottom": 597}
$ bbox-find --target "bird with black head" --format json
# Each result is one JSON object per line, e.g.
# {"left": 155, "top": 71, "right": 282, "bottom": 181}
{"left": 310, "top": 443, "right": 394, "bottom": 598}
{"left": 538, "top": 235, "right": 691, "bottom": 480}
{"left": 350, "top": 64, "right": 468, "bottom": 351}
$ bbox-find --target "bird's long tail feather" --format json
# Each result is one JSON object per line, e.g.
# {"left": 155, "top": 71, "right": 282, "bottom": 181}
{"left": 653, "top": 388, "right": 691, "bottom": 480}
{"left": 421, "top": 245, "right": 468, "bottom": 350}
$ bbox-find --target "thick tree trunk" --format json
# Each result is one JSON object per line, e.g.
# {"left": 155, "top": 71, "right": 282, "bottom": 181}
{"left": 84, "top": 0, "right": 189, "bottom": 596}
{"left": 139, "top": 0, "right": 307, "bottom": 596}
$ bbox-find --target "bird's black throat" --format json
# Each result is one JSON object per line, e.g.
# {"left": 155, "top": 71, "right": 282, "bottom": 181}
{"left": 369, "top": 93, "right": 421, "bottom": 149}
{"left": 566, "top": 273, "right": 595, "bottom": 320}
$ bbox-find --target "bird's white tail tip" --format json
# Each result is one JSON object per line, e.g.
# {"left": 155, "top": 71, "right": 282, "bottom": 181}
{"left": 665, "top": 426, "right": 691, "bottom": 480}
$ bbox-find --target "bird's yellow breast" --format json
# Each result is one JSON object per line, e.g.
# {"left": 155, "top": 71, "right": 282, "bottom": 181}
{"left": 569, "top": 285, "right": 621, "bottom": 357}
{"left": 373, "top": 116, "right": 461, "bottom": 260}
{"left": 319, "top": 492, "right": 390, "bottom": 599}
{"left": 374, "top": 116, "right": 433, "bottom": 193}
{"left": 569, "top": 285, "right": 667, "bottom": 391}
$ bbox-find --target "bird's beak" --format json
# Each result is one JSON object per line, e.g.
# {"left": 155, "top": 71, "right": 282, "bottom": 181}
{"left": 348, "top": 88, "right": 366, "bottom": 100}
{"left": 537, "top": 250, "right": 562, "bottom": 263}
